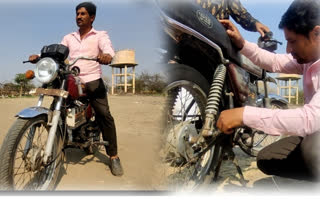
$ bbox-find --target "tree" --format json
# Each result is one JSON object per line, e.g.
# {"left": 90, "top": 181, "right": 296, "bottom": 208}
{"left": 102, "top": 74, "right": 111, "bottom": 92}
{"left": 134, "top": 72, "right": 166, "bottom": 94}
{"left": 14, "top": 73, "right": 32, "bottom": 97}
{"left": 2, "top": 83, "right": 19, "bottom": 97}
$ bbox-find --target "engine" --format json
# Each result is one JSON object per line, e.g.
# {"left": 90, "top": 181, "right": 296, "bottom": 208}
{"left": 66, "top": 101, "right": 88, "bottom": 129}
{"left": 66, "top": 100, "right": 99, "bottom": 143}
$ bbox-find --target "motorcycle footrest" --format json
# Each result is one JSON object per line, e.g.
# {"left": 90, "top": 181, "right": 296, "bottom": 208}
{"left": 93, "top": 141, "right": 109, "bottom": 147}
{"left": 63, "top": 145, "right": 80, "bottom": 150}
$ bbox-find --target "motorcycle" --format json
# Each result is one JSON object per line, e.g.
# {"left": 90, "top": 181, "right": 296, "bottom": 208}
{"left": 0, "top": 44, "right": 108, "bottom": 190}
{"left": 157, "top": 1, "right": 287, "bottom": 189}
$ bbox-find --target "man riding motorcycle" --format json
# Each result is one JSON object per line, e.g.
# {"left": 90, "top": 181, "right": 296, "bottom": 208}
{"left": 29, "top": 2, "right": 124, "bottom": 177}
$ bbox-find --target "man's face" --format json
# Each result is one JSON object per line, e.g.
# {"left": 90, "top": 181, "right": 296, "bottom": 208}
{"left": 284, "top": 27, "right": 320, "bottom": 64}
{"left": 76, "top": 7, "right": 94, "bottom": 28}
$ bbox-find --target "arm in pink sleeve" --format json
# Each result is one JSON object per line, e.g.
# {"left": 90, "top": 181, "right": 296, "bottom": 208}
{"left": 243, "top": 89, "right": 320, "bottom": 137}
{"left": 240, "top": 41, "right": 303, "bottom": 75}
{"left": 60, "top": 35, "right": 68, "bottom": 47}
{"left": 98, "top": 31, "right": 115, "bottom": 57}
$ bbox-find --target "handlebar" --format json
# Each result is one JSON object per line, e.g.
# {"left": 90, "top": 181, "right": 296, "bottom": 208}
{"left": 258, "top": 31, "right": 282, "bottom": 52}
{"left": 22, "top": 56, "right": 99, "bottom": 76}
{"left": 23, "top": 56, "right": 97, "bottom": 65}
{"left": 23, "top": 58, "right": 40, "bottom": 64}
{"left": 64, "top": 56, "right": 98, "bottom": 76}
{"left": 67, "top": 56, "right": 97, "bottom": 66}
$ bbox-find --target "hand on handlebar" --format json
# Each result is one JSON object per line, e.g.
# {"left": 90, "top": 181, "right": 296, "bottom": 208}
{"left": 97, "top": 53, "right": 112, "bottom": 65}
{"left": 255, "top": 22, "right": 270, "bottom": 38}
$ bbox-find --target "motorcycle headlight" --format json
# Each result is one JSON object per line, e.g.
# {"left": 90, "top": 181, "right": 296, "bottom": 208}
{"left": 34, "top": 57, "right": 59, "bottom": 84}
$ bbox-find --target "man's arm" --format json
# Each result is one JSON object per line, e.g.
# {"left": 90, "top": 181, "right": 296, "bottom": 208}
{"left": 228, "top": 0, "right": 269, "bottom": 36}
{"left": 241, "top": 41, "right": 303, "bottom": 75}
{"left": 243, "top": 88, "right": 320, "bottom": 137}
{"left": 217, "top": 89, "right": 320, "bottom": 137}
{"left": 98, "top": 31, "right": 115, "bottom": 65}
{"left": 61, "top": 36, "right": 68, "bottom": 47}
{"left": 219, "top": 19, "right": 303, "bottom": 74}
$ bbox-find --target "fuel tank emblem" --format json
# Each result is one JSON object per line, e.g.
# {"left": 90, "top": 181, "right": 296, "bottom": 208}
{"left": 196, "top": 10, "right": 213, "bottom": 28}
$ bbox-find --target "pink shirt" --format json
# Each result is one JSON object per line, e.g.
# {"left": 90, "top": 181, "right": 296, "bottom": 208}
{"left": 61, "top": 28, "right": 115, "bottom": 83}
{"left": 241, "top": 41, "right": 320, "bottom": 137}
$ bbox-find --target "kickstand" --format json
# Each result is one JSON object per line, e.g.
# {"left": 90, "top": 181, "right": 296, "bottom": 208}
{"left": 224, "top": 145, "right": 247, "bottom": 187}
{"left": 212, "top": 141, "right": 247, "bottom": 187}
{"left": 231, "top": 154, "right": 246, "bottom": 187}
{"left": 213, "top": 145, "right": 223, "bottom": 182}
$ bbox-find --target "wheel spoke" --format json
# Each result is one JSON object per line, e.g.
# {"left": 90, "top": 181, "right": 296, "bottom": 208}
{"left": 161, "top": 84, "right": 212, "bottom": 190}
{"left": 13, "top": 160, "right": 25, "bottom": 178}
{"left": 7, "top": 118, "right": 59, "bottom": 190}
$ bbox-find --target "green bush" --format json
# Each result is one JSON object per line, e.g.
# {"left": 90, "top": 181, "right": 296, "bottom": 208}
{"left": 133, "top": 72, "right": 166, "bottom": 94}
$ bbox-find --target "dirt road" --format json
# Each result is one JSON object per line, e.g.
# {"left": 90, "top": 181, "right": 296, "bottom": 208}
{"left": 0, "top": 95, "right": 165, "bottom": 190}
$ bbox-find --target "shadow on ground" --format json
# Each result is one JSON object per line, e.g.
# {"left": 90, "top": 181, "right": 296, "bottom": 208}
{"left": 55, "top": 147, "right": 111, "bottom": 189}
{"left": 194, "top": 147, "right": 319, "bottom": 194}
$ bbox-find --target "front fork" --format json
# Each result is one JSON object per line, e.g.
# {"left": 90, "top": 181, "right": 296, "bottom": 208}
{"left": 42, "top": 80, "right": 65, "bottom": 164}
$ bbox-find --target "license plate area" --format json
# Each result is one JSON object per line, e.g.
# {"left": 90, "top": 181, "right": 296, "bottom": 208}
{"left": 29, "top": 88, "right": 69, "bottom": 98}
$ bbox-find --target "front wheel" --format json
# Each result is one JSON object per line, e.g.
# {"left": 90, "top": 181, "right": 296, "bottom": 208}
{"left": 0, "top": 115, "right": 64, "bottom": 190}
{"left": 238, "top": 100, "right": 288, "bottom": 157}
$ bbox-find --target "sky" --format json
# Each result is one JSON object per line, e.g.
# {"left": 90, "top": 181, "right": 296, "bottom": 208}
{"left": 0, "top": 0, "right": 295, "bottom": 84}
{"left": 0, "top": 0, "right": 161, "bottom": 84}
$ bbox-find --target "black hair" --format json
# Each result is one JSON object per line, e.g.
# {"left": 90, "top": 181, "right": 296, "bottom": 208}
{"left": 279, "top": 0, "right": 320, "bottom": 37}
{"left": 76, "top": 2, "right": 97, "bottom": 17}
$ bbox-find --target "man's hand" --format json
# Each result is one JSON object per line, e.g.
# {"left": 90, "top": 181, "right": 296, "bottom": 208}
{"left": 29, "top": 55, "right": 40, "bottom": 64}
{"left": 219, "top": 19, "right": 245, "bottom": 50}
{"left": 97, "top": 53, "right": 112, "bottom": 65}
{"left": 216, "top": 107, "right": 245, "bottom": 134}
{"left": 255, "top": 22, "right": 270, "bottom": 38}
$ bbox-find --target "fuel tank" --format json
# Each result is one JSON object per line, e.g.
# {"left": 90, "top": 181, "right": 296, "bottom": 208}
{"left": 67, "top": 75, "right": 80, "bottom": 100}
{"left": 158, "top": 0, "right": 242, "bottom": 66}
{"left": 228, "top": 63, "right": 257, "bottom": 106}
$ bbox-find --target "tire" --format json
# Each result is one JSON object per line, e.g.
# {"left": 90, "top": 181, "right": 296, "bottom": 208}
{"left": 160, "top": 64, "right": 218, "bottom": 190}
{"left": 270, "top": 100, "right": 288, "bottom": 109}
{"left": 0, "top": 115, "right": 64, "bottom": 190}
{"left": 238, "top": 100, "right": 288, "bottom": 157}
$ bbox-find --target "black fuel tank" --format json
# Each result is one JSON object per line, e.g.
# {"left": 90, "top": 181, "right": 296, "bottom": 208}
{"left": 158, "top": 0, "right": 242, "bottom": 65}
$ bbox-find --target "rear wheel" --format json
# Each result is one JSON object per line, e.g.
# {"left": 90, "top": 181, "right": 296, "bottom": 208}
{"left": 0, "top": 115, "right": 64, "bottom": 190}
{"left": 160, "top": 64, "right": 217, "bottom": 190}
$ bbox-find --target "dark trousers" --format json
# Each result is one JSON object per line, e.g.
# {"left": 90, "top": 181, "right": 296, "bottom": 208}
{"left": 85, "top": 78, "right": 118, "bottom": 157}
{"left": 257, "top": 134, "right": 320, "bottom": 182}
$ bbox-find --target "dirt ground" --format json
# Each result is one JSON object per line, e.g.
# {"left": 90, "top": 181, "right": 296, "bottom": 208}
{"left": 197, "top": 147, "right": 319, "bottom": 194}
{"left": 0, "top": 96, "right": 318, "bottom": 193}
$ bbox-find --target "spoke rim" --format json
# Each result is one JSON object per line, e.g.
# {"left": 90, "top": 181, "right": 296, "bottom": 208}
{"left": 12, "top": 119, "right": 57, "bottom": 190}
{"left": 161, "top": 84, "right": 211, "bottom": 190}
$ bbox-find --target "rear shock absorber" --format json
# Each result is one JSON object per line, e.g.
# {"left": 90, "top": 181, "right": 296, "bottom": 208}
{"left": 202, "top": 64, "right": 227, "bottom": 137}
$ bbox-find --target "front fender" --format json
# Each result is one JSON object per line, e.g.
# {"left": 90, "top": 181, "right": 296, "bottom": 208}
{"left": 16, "top": 107, "right": 51, "bottom": 119}
{"left": 268, "top": 94, "right": 289, "bottom": 104}
{"left": 256, "top": 94, "right": 288, "bottom": 107}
